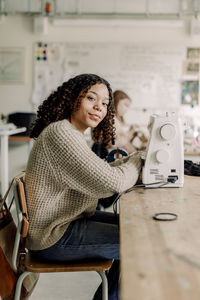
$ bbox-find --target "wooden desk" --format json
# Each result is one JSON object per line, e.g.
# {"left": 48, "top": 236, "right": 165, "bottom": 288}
{"left": 8, "top": 136, "right": 32, "bottom": 142}
{"left": 120, "top": 176, "right": 200, "bottom": 300}
{"left": 9, "top": 135, "right": 33, "bottom": 149}
{"left": 184, "top": 153, "right": 200, "bottom": 163}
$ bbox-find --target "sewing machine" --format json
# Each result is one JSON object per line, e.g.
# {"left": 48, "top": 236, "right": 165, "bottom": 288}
{"left": 142, "top": 112, "right": 184, "bottom": 187}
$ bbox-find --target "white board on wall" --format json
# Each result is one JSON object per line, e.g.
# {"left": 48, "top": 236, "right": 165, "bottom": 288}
{"left": 32, "top": 42, "right": 185, "bottom": 111}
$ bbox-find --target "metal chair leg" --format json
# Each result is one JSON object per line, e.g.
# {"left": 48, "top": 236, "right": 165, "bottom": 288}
{"left": 14, "top": 271, "right": 32, "bottom": 300}
{"left": 97, "top": 270, "right": 108, "bottom": 300}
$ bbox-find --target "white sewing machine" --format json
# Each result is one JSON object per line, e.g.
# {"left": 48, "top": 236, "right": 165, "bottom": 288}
{"left": 142, "top": 112, "right": 184, "bottom": 187}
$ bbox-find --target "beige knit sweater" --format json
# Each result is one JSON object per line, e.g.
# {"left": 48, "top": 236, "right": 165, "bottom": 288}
{"left": 25, "top": 119, "right": 141, "bottom": 250}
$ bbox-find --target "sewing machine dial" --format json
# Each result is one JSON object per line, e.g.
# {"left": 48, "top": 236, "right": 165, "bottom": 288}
{"left": 160, "top": 123, "right": 176, "bottom": 140}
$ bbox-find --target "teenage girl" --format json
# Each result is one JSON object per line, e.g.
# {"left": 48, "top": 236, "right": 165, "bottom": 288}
{"left": 25, "top": 74, "right": 141, "bottom": 300}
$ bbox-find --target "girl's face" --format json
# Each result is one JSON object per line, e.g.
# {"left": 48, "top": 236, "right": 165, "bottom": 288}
{"left": 116, "top": 98, "right": 131, "bottom": 117}
{"left": 70, "top": 83, "right": 109, "bottom": 132}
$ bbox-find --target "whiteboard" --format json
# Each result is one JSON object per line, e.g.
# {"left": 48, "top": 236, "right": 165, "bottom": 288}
{"left": 32, "top": 42, "right": 185, "bottom": 111}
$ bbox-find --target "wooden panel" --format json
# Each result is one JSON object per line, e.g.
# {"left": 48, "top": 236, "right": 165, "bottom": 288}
{"left": 17, "top": 181, "right": 28, "bottom": 216}
{"left": 21, "top": 215, "right": 29, "bottom": 238}
{"left": 120, "top": 175, "right": 200, "bottom": 300}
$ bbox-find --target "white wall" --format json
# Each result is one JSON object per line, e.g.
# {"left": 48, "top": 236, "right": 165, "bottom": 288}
{"left": 0, "top": 15, "right": 200, "bottom": 187}
{"left": 1, "top": 15, "right": 199, "bottom": 115}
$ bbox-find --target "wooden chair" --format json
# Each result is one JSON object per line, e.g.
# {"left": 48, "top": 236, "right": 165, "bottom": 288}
{"left": 12, "top": 173, "right": 113, "bottom": 300}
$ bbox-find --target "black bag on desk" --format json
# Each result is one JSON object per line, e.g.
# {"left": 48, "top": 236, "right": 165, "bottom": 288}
{"left": 8, "top": 112, "right": 36, "bottom": 136}
{"left": 184, "top": 160, "right": 200, "bottom": 176}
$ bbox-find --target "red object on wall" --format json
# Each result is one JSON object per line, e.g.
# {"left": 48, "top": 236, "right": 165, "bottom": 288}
{"left": 45, "top": 2, "right": 51, "bottom": 13}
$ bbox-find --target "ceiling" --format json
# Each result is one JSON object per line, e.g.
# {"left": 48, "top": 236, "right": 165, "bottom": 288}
{"left": 0, "top": 0, "right": 200, "bottom": 19}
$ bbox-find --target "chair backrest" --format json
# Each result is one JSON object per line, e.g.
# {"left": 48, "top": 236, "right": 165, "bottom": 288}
{"left": 12, "top": 172, "right": 29, "bottom": 273}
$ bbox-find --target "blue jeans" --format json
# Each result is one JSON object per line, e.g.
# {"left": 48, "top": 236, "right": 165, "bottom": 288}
{"left": 30, "top": 211, "right": 119, "bottom": 300}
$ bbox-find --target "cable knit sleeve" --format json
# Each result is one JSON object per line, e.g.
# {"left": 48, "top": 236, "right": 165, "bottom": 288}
{"left": 43, "top": 120, "right": 141, "bottom": 198}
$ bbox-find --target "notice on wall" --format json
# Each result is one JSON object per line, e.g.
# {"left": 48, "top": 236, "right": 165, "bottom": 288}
{"left": 32, "top": 42, "right": 185, "bottom": 111}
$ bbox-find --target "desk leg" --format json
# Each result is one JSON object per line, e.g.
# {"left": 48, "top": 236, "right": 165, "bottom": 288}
{"left": 28, "top": 139, "right": 34, "bottom": 152}
{"left": 1, "top": 135, "right": 8, "bottom": 196}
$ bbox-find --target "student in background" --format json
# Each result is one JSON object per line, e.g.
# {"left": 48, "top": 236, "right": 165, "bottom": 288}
{"left": 107, "top": 89, "right": 136, "bottom": 154}
{"left": 92, "top": 90, "right": 136, "bottom": 159}
{"left": 93, "top": 90, "right": 138, "bottom": 210}
{"left": 111, "top": 90, "right": 149, "bottom": 153}
{"left": 94, "top": 89, "right": 150, "bottom": 210}
{"left": 92, "top": 89, "right": 149, "bottom": 161}
{"left": 25, "top": 73, "right": 142, "bottom": 300}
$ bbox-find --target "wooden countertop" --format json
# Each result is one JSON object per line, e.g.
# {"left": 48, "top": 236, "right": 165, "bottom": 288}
{"left": 184, "top": 152, "right": 200, "bottom": 156}
{"left": 120, "top": 175, "right": 200, "bottom": 300}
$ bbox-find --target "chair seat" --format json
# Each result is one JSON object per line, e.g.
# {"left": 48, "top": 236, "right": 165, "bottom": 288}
{"left": 25, "top": 252, "right": 113, "bottom": 273}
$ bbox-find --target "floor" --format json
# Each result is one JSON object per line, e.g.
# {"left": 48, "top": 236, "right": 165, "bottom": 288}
{"left": 0, "top": 274, "right": 100, "bottom": 300}
{"left": 0, "top": 270, "right": 99, "bottom": 300}
{"left": 31, "top": 271, "right": 101, "bottom": 300}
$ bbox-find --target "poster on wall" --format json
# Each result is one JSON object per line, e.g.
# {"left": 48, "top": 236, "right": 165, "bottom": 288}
{"left": 182, "top": 60, "right": 199, "bottom": 76}
{"left": 32, "top": 42, "right": 65, "bottom": 108}
{"left": 0, "top": 47, "right": 25, "bottom": 83}
{"left": 187, "top": 47, "right": 200, "bottom": 59}
{"left": 182, "top": 47, "right": 200, "bottom": 77}
{"left": 181, "top": 47, "right": 200, "bottom": 107}
{"left": 181, "top": 80, "right": 199, "bottom": 106}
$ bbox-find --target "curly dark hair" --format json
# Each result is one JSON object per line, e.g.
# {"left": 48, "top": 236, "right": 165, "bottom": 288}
{"left": 30, "top": 73, "right": 116, "bottom": 145}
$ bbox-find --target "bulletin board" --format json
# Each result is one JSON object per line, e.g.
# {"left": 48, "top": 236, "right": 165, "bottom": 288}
{"left": 32, "top": 42, "right": 185, "bottom": 110}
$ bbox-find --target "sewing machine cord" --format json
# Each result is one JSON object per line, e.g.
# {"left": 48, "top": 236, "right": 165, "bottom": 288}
{"left": 112, "top": 181, "right": 170, "bottom": 216}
